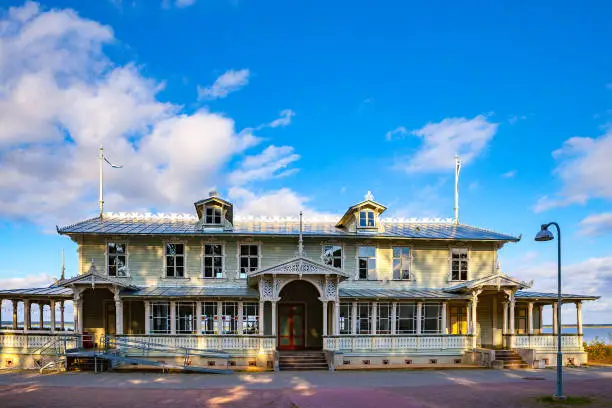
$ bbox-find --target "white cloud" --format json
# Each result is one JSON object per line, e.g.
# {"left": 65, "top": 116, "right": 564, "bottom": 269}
{"left": 266, "top": 109, "right": 295, "bottom": 128}
{"left": 397, "top": 115, "right": 498, "bottom": 173}
{"left": 579, "top": 213, "right": 612, "bottom": 236}
{"left": 0, "top": 3, "right": 285, "bottom": 226}
{"left": 0, "top": 273, "right": 54, "bottom": 289}
{"left": 502, "top": 170, "right": 517, "bottom": 178}
{"left": 197, "top": 69, "right": 250, "bottom": 100}
{"left": 534, "top": 130, "right": 612, "bottom": 212}
{"left": 385, "top": 126, "right": 408, "bottom": 141}
{"left": 512, "top": 256, "right": 612, "bottom": 323}
{"left": 228, "top": 145, "right": 300, "bottom": 186}
{"left": 161, "top": 0, "right": 196, "bottom": 8}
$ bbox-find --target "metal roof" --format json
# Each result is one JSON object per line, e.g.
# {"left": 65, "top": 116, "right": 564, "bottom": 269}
{"left": 58, "top": 217, "right": 519, "bottom": 241}
{"left": 0, "top": 286, "right": 73, "bottom": 298}
{"left": 120, "top": 286, "right": 259, "bottom": 298}
{"left": 339, "top": 288, "right": 467, "bottom": 299}
{"left": 515, "top": 291, "right": 600, "bottom": 301}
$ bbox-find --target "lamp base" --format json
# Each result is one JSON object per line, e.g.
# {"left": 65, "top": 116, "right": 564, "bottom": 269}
{"left": 552, "top": 395, "right": 567, "bottom": 401}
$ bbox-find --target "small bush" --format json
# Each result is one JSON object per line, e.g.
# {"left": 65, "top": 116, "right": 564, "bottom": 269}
{"left": 583, "top": 339, "right": 612, "bottom": 362}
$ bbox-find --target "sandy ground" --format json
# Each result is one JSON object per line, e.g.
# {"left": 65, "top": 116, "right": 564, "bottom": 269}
{"left": 0, "top": 367, "right": 611, "bottom": 407}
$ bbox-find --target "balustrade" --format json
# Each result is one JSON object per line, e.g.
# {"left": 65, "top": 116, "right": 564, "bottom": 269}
{"left": 323, "top": 335, "right": 471, "bottom": 352}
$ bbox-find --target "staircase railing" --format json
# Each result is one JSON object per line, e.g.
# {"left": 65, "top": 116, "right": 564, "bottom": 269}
{"left": 31, "top": 334, "right": 93, "bottom": 373}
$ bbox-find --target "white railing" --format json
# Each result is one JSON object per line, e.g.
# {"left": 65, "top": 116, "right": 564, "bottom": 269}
{"left": 0, "top": 333, "right": 79, "bottom": 351}
{"left": 514, "top": 334, "right": 583, "bottom": 351}
{"left": 117, "top": 335, "right": 276, "bottom": 352}
{"left": 323, "top": 335, "right": 471, "bottom": 352}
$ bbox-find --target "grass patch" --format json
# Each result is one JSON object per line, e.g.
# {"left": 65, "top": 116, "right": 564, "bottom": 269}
{"left": 536, "top": 396, "right": 594, "bottom": 406}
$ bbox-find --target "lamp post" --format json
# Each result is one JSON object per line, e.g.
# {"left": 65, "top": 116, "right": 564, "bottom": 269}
{"left": 534, "top": 222, "right": 565, "bottom": 401}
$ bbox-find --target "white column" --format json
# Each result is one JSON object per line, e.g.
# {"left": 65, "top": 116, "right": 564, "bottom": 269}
{"left": 237, "top": 301, "right": 244, "bottom": 335}
{"left": 466, "top": 301, "right": 471, "bottom": 334}
{"left": 39, "top": 303, "right": 44, "bottom": 329}
{"left": 528, "top": 302, "right": 534, "bottom": 335}
{"left": 576, "top": 301, "right": 583, "bottom": 335}
{"left": 371, "top": 302, "right": 377, "bottom": 335}
{"left": 271, "top": 301, "right": 277, "bottom": 336}
{"left": 416, "top": 302, "right": 422, "bottom": 335}
{"left": 334, "top": 301, "right": 340, "bottom": 335}
{"left": 351, "top": 302, "right": 358, "bottom": 335}
{"left": 322, "top": 301, "right": 328, "bottom": 336}
{"left": 195, "top": 301, "right": 202, "bottom": 335}
{"left": 170, "top": 301, "right": 177, "bottom": 335}
{"left": 441, "top": 302, "right": 448, "bottom": 334}
{"left": 24, "top": 299, "right": 30, "bottom": 333}
{"left": 114, "top": 293, "right": 123, "bottom": 335}
{"left": 144, "top": 301, "right": 150, "bottom": 334}
{"left": 258, "top": 301, "right": 265, "bottom": 335}
{"left": 60, "top": 301, "right": 65, "bottom": 331}
{"left": 390, "top": 302, "right": 397, "bottom": 335}
{"left": 50, "top": 300, "right": 56, "bottom": 333}
{"left": 471, "top": 297, "right": 478, "bottom": 336}
{"left": 509, "top": 299, "right": 515, "bottom": 334}
{"left": 552, "top": 302, "right": 558, "bottom": 335}
{"left": 76, "top": 299, "right": 83, "bottom": 333}
{"left": 12, "top": 300, "right": 18, "bottom": 330}
{"left": 502, "top": 302, "right": 508, "bottom": 335}
{"left": 216, "top": 301, "right": 223, "bottom": 334}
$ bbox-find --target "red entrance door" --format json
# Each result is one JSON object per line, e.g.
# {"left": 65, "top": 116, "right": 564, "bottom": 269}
{"left": 278, "top": 304, "right": 305, "bottom": 350}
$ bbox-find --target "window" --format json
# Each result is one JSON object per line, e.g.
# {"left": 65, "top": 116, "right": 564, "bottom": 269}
{"left": 221, "top": 302, "right": 238, "bottom": 334}
{"left": 450, "top": 305, "right": 468, "bottom": 334}
{"left": 393, "top": 247, "right": 411, "bottom": 280}
{"left": 176, "top": 302, "right": 196, "bottom": 334}
{"left": 339, "top": 303, "right": 352, "bottom": 334}
{"left": 422, "top": 303, "right": 442, "bottom": 334}
{"left": 396, "top": 303, "right": 417, "bottom": 334}
{"left": 516, "top": 307, "right": 527, "bottom": 334}
{"left": 205, "top": 206, "right": 222, "bottom": 224}
{"left": 165, "top": 243, "right": 184, "bottom": 278}
{"left": 356, "top": 303, "right": 371, "bottom": 334}
{"left": 359, "top": 210, "right": 375, "bottom": 227}
{"left": 150, "top": 302, "right": 170, "bottom": 334}
{"left": 201, "top": 302, "right": 217, "bottom": 334}
{"left": 451, "top": 248, "right": 469, "bottom": 281}
{"left": 203, "top": 244, "right": 223, "bottom": 278}
{"left": 358, "top": 246, "right": 376, "bottom": 280}
{"left": 107, "top": 242, "right": 128, "bottom": 277}
{"left": 322, "top": 245, "right": 342, "bottom": 269}
{"left": 239, "top": 244, "right": 259, "bottom": 278}
{"left": 377, "top": 303, "right": 392, "bottom": 334}
{"left": 242, "top": 302, "right": 259, "bottom": 334}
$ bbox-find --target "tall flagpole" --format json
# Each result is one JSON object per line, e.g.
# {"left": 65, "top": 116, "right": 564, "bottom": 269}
{"left": 454, "top": 154, "right": 461, "bottom": 225}
{"left": 298, "top": 211, "right": 304, "bottom": 257}
{"left": 99, "top": 146, "right": 104, "bottom": 217}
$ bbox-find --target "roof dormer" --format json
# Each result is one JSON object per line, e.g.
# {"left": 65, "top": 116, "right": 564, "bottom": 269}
{"left": 194, "top": 191, "right": 234, "bottom": 229}
{"left": 335, "top": 191, "right": 387, "bottom": 231}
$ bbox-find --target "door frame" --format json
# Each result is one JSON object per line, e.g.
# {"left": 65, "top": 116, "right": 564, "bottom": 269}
{"left": 277, "top": 302, "right": 307, "bottom": 351}
{"left": 103, "top": 300, "right": 116, "bottom": 337}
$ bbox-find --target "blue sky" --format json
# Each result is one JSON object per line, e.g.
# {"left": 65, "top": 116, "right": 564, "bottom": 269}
{"left": 0, "top": 1, "right": 611, "bottom": 322}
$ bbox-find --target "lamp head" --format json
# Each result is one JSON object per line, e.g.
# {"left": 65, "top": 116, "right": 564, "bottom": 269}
{"left": 535, "top": 224, "right": 554, "bottom": 242}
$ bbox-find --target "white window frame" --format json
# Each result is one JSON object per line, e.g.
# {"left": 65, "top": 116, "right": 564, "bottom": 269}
{"left": 149, "top": 302, "right": 171, "bottom": 334}
{"left": 106, "top": 240, "right": 129, "bottom": 277}
{"left": 339, "top": 303, "right": 352, "bottom": 334}
{"left": 201, "top": 301, "right": 217, "bottom": 334}
{"left": 221, "top": 301, "right": 238, "bottom": 334}
{"left": 204, "top": 205, "right": 223, "bottom": 225}
{"left": 321, "top": 243, "right": 343, "bottom": 269}
{"left": 242, "top": 302, "right": 259, "bottom": 335}
{"left": 356, "top": 302, "right": 372, "bottom": 334}
{"left": 376, "top": 302, "right": 392, "bottom": 334}
{"left": 163, "top": 241, "right": 187, "bottom": 279}
{"left": 202, "top": 243, "right": 224, "bottom": 279}
{"left": 421, "top": 303, "right": 443, "bottom": 334}
{"left": 175, "top": 302, "right": 196, "bottom": 334}
{"left": 237, "top": 242, "right": 262, "bottom": 279}
{"left": 392, "top": 246, "right": 413, "bottom": 280}
{"left": 449, "top": 247, "right": 470, "bottom": 282}
{"left": 356, "top": 246, "right": 377, "bottom": 280}
{"left": 358, "top": 210, "right": 376, "bottom": 228}
{"left": 396, "top": 302, "right": 417, "bottom": 334}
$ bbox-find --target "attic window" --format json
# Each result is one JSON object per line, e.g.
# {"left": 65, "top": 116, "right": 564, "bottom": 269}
{"left": 205, "top": 206, "right": 222, "bottom": 224}
{"left": 359, "top": 210, "right": 375, "bottom": 228}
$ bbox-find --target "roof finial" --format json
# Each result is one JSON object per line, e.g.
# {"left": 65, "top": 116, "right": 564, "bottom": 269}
{"left": 365, "top": 191, "right": 374, "bottom": 201}
{"left": 454, "top": 154, "right": 462, "bottom": 225}
{"left": 60, "top": 248, "right": 65, "bottom": 280}
{"left": 298, "top": 211, "right": 304, "bottom": 257}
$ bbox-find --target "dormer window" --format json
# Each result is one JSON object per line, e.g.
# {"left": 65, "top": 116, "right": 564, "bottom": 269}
{"left": 359, "top": 210, "right": 375, "bottom": 228}
{"left": 205, "top": 206, "right": 222, "bottom": 224}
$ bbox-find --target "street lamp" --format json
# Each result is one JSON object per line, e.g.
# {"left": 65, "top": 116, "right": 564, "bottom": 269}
{"left": 534, "top": 222, "right": 565, "bottom": 401}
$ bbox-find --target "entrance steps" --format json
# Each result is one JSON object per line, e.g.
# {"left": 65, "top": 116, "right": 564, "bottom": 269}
{"left": 278, "top": 351, "right": 329, "bottom": 371}
{"left": 494, "top": 350, "right": 530, "bottom": 369}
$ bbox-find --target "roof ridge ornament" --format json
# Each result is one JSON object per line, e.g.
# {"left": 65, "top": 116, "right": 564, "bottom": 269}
{"left": 365, "top": 191, "right": 374, "bottom": 201}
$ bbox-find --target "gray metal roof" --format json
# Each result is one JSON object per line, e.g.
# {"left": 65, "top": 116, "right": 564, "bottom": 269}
{"left": 120, "top": 286, "right": 259, "bottom": 298}
{"left": 339, "top": 288, "right": 467, "bottom": 299}
{"left": 515, "top": 291, "right": 600, "bottom": 301}
{"left": 58, "top": 217, "right": 519, "bottom": 241}
{"left": 0, "top": 286, "right": 73, "bottom": 298}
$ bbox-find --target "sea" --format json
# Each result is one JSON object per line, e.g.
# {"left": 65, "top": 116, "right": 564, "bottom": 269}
{"left": 542, "top": 326, "right": 612, "bottom": 344}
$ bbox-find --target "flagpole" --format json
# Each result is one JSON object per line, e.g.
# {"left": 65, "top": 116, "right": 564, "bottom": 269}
{"left": 99, "top": 146, "right": 104, "bottom": 217}
{"left": 454, "top": 154, "right": 461, "bottom": 225}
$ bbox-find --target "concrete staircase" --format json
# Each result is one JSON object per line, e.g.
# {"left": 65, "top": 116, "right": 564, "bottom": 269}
{"left": 495, "top": 350, "right": 529, "bottom": 369}
{"left": 278, "top": 351, "right": 329, "bottom": 371}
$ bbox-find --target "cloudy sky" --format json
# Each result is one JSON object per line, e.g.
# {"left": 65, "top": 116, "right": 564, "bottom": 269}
{"left": 0, "top": 1, "right": 610, "bottom": 323}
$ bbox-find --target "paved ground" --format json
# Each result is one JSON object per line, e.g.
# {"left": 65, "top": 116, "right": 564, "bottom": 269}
{"left": 0, "top": 367, "right": 611, "bottom": 407}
